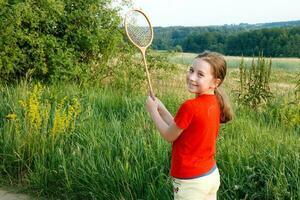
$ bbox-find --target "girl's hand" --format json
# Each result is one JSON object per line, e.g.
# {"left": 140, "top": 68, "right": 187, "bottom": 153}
{"left": 146, "top": 96, "right": 159, "bottom": 113}
{"left": 155, "top": 97, "right": 166, "bottom": 112}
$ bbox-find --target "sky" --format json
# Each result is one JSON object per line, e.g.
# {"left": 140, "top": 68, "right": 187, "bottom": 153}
{"left": 122, "top": 0, "right": 300, "bottom": 27}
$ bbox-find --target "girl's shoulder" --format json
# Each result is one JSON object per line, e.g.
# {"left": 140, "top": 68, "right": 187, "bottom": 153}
{"left": 183, "top": 95, "right": 218, "bottom": 109}
{"left": 180, "top": 94, "right": 217, "bottom": 108}
{"left": 180, "top": 98, "right": 195, "bottom": 107}
{"left": 178, "top": 98, "right": 197, "bottom": 112}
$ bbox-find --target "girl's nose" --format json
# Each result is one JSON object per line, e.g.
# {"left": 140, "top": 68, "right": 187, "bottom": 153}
{"left": 188, "top": 73, "right": 196, "bottom": 82}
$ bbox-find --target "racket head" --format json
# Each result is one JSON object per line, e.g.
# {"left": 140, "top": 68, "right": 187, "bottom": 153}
{"left": 124, "top": 9, "right": 153, "bottom": 49}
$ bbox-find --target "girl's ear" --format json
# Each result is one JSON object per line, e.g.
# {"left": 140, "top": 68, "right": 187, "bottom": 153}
{"left": 212, "top": 78, "right": 221, "bottom": 89}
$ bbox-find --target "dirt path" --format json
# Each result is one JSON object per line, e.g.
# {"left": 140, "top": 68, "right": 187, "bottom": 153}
{"left": 0, "top": 189, "right": 30, "bottom": 200}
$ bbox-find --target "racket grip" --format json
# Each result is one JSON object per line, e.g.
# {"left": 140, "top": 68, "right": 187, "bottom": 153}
{"left": 149, "top": 89, "right": 155, "bottom": 100}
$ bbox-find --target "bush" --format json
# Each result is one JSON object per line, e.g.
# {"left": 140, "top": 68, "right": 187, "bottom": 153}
{"left": 0, "top": 0, "right": 123, "bottom": 83}
{"left": 104, "top": 49, "right": 176, "bottom": 94}
{"left": 174, "top": 45, "right": 183, "bottom": 52}
{"left": 236, "top": 54, "right": 273, "bottom": 109}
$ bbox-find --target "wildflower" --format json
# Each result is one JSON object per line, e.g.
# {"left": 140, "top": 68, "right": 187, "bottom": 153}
{"left": 6, "top": 113, "right": 17, "bottom": 120}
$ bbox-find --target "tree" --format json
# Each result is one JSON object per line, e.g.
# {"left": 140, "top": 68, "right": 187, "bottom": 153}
{"left": 174, "top": 45, "right": 182, "bottom": 52}
{"left": 0, "top": 0, "right": 123, "bottom": 83}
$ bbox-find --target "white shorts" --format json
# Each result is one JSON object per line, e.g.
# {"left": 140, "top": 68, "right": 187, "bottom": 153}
{"left": 172, "top": 168, "right": 220, "bottom": 200}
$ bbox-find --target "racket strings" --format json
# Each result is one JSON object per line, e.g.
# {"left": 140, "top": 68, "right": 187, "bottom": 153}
{"left": 126, "top": 12, "right": 152, "bottom": 47}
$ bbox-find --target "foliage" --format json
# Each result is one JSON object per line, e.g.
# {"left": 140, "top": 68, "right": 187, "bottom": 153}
{"left": 2, "top": 83, "right": 81, "bottom": 183}
{"left": 174, "top": 45, "right": 183, "bottom": 52}
{"left": 95, "top": 48, "right": 176, "bottom": 94}
{"left": 235, "top": 54, "right": 273, "bottom": 109}
{"left": 226, "top": 28, "right": 300, "bottom": 57}
{"left": 152, "top": 25, "right": 300, "bottom": 57}
{"left": 182, "top": 32, "right": 225, "bottom": 53}
{"left": 254, "top": 95, "right": 300, "bottom": 132}
{"left": 147, "top": 50, "right": 175, "bottom": 71}
{"left": 0, "top": 0, "right": 123, "bottom": 83}
{"left": 276, "top": 102, "right": 300, "bottom": 130}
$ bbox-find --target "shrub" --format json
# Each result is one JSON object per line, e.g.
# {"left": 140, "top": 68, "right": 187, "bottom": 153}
{"left": 236, "top": 54, "right": 273, "bottom": 109}
{"left": 0, "top": 0, "right": 123, "bottom": 83}
{"left": 104, "top": 49, "right": 176, "bottom": 94}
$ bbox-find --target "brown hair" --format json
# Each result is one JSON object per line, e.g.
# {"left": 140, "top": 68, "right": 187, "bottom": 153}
{"left": 196, "top": 51, "right": 233, "bottom": 123}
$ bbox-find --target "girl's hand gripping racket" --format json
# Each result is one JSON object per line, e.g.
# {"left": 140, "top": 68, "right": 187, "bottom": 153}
{"left": 124, "top": 9, "right": 155, "bottom": 99}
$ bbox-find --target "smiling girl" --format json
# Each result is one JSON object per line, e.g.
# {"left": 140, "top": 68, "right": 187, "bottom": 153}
{"left": 146, "top": 51, "right": 233, "bottom": 200}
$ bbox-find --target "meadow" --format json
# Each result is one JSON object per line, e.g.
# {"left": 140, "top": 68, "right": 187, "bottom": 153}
{"left": 169, "top": 52, "right": 300, "bottom": 71}
{"left": 0, "top": 52, "right": 299, "bottom": 199}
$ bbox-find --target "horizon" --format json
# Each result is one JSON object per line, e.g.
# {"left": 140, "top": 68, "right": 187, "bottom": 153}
{"left": 150, "top": 19, "right": 300, "bottom": 28}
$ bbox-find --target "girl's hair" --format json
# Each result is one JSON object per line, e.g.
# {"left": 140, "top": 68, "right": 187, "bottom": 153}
{"left": 196, "top": 51, "right": 233, "bottom": 123}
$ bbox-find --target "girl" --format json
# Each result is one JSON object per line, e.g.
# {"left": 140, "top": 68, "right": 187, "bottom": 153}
{"left": 146, "top": 51, "right": 233, "bottom": 200}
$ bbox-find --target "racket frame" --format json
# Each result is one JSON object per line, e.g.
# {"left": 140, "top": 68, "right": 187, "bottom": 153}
{"left": 124, "top": 9, "right": 155, "bottom": 98}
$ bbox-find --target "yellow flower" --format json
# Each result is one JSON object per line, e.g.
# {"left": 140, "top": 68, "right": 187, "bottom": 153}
{"left": 6, "top": 113, "right": 17, "bottom": 120}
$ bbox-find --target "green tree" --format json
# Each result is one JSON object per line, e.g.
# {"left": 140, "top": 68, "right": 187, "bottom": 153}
{"left": 0, "top": 0, "right": 123, "bottom": 83}
{"left": 174, "top": 45, "right": 183, "bottom": 52}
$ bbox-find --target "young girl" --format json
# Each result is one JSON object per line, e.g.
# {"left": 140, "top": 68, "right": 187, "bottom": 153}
{"left": 146, "top": 51, "right": 233, "bottom": 200}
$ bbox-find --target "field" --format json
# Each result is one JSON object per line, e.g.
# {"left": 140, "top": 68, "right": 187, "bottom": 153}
{"left": 0, "top": 52, "right": 299, "bottom": 199}
{"left": 169, "top": 52, "right": 300, "bottom": 71}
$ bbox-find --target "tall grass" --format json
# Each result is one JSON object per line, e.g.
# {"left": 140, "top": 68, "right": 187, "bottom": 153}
{"left": 0, "top": 81, "right": 299, "bottom": 199}
{"left": 0, "top": 83, "right": 173, "bottom": 199}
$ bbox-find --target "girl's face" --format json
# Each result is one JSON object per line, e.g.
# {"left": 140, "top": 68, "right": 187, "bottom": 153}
{"left": 186, "top": 58, "right": 220, "bottom": 95}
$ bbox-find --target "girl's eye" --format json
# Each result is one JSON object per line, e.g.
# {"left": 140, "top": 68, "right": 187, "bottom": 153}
{"left": 189, "top": 68, "right": 194, "bottom": 73}
{"left": 198, "top": 73, "right": 203, "bottom": 77}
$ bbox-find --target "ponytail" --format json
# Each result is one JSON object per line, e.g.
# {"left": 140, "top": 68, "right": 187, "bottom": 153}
{"left": 214, "top": 87, "right": 233, "bottom": 123}
{"left": 196, "top": 51, "right": 233, "bottom": 123}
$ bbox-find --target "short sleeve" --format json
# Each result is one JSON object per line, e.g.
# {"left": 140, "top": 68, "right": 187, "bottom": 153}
{"left": 174, "top": 101, "right": 194, "bottom": 129}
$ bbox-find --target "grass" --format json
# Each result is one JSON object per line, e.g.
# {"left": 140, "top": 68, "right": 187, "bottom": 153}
{"left": 0, "top": 52, "right": 299, "bottom": 199}
{"left": 0, "top": 85, "right": 174, "bottom": 199}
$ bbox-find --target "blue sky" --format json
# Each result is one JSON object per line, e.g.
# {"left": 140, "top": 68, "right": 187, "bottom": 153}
{"left": 124, "top": 0, "right": 300, "bottom": 26}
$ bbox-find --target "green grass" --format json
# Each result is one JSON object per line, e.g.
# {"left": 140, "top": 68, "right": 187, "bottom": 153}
{"left": 0, "top": 51, "right": 299, "bottom": 199}
{"left": 0, "top": 81, "right": 299, "bottom": 199}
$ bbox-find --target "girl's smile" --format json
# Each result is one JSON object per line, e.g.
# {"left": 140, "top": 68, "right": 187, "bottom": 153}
{"left": 186, "top": 58, "right": 220, "bottom": 95}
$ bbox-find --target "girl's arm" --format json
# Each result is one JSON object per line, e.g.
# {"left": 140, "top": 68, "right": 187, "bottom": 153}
{"left": 146, "top": 96, "right": 183, "bottom": 143}
{"left": 156, "top": 98, "right": 174, "bottom": 126}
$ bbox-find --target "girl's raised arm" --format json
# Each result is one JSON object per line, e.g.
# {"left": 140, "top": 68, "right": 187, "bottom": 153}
{"left": 156, "top": 98, "right": 174, "bottom": 126}
{"left": 146, "top": 96, "right": 183, "bottom": 142}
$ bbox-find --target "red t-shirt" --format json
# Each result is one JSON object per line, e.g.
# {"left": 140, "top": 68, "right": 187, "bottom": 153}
{"left": 171, "top": 94, "right": 220, "bottom": 179}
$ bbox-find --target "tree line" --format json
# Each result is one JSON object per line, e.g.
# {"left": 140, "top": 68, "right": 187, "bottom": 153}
{"left": 152, "top": 23, "right": 300, "bottom": 57}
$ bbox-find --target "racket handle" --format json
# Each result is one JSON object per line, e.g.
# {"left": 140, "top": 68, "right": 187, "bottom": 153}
{"left": 142, "top": 53, "right": 155, "bottom": 100}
